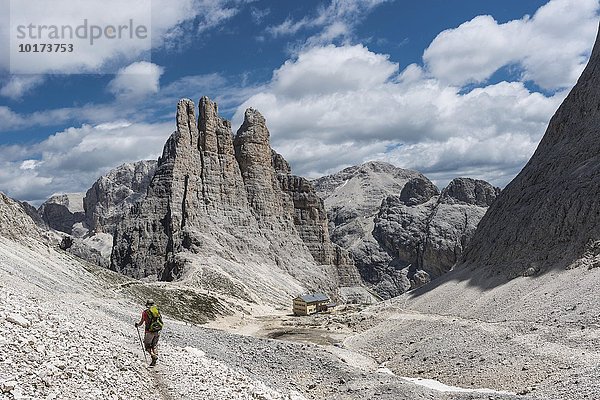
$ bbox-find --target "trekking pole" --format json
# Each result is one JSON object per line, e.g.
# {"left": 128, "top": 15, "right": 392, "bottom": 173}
{"left": 136, "top": 325, "right": 147, "bottom": 364}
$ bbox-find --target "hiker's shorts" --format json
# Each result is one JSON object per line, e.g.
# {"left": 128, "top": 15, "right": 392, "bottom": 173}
{"left": 143, "top": 331, "right": 160, "bottom": 350}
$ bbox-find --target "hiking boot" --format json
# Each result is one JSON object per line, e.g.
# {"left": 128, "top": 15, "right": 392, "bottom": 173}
{"left": 150, "top": 354, "right": 158, "bottom": 366}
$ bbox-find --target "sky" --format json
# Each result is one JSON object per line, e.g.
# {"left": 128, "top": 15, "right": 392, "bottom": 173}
{"left": 0, "top": 0, "right": 599, "bottom": 204}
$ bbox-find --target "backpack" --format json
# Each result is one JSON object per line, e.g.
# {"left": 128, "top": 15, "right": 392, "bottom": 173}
{"left": 146, "top": 305, "right": 163, "bottom": 332}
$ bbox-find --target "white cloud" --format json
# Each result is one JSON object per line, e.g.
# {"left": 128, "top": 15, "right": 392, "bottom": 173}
{"left": 267, "top": 17, "right": 309, "bottom": 38}
{"left": 272, "top": 45, "right": 397, "bottom": 97}
{"left": 195, "top": 2, "right": 239, "bottom": 33}
{"left": 423, "top": 0, "right": 599, "bottom": 89}
{"left": 0, "top": 121, "right": 173, "bottom": 203}
{"left": 0, "top": 76, "right": 45, "bottom": 99}
{"left": 234, "top": 43, "right": 568, "bottom": 188}
{"left": 0, "top": 102, "right": 143, "bottom": 132}
{"left": 19, "top": 160, "right": 39, "bottom": 170}
{"left": 250, "top": 7, "right": 271, "bottom": 25}
{"left": 232, "top": 0, "right": 598, "bottom": 187}
{"left": 108, "top": 62, "right": 164, "bottom": 100}
{"left": 266, "top": 0, "right": 390, "bottom": 46}
{"left": 1, "top": 0, "right": 245, "bottom": 74}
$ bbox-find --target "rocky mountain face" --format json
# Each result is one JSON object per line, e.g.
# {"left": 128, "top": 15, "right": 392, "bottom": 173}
{"left": 110, "top": 97, "right": 370, "bottom": 305}
{"left": 346, "top": 29, "right": 600, "bottom": 400}
{"left": 0, "top": 193, "right": 44, "bottom": 242}
{"left": 314, "top": 164, "right": 499, "bottom": 298}
{"left": 460, "top": 28, "right": 600, "bottom": 277}
{"left": 33, "top": 162, "right": 157, "bottom": 268}
{"left": 374, "top": 177, "right": 499, "bottom": 291}
{"left": 38, "top": 193, "right": 86, "bottom": 236}
{"left": 84, "top": 160, "right": 157, "bottom": 235}
{"left": 272, "top": 150, "right": 364, "bottom": 298}
{"left": 313, "top": 162, "right": 426, "bottom": 298}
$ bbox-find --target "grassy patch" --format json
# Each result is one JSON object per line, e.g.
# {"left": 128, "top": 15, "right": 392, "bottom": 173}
{"left": 65, "top": 249, "right": 233, "bottom": 324}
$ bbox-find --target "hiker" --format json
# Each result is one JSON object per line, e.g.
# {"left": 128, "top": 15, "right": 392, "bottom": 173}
{"left": 135, "top": 299, "right": 163, "bottom": 366}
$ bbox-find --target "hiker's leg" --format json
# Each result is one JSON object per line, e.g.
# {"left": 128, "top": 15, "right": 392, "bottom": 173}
{"left": 143, "top": 332, "right": 153, "bottom": 354}
{"left": 151, "top": 332, "right": 160, "bottom": 355}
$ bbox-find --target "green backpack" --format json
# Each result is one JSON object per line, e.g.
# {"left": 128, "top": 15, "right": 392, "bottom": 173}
{"left": 146, "top": 305, "right": 163, "bottom": 332}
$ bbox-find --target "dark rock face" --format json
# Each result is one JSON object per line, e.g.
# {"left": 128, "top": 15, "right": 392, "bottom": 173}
{"left": 440, "top": 178, "right": 500, "bottom": 207}
{"left": 18, "top": 201, "right": 46, "bottom": 227}
{"left": 313, "top": 162, "right": 426, "bottom": 298}
{"left": 84, "top": 160, "right": 157, "bottom": 234}
{"left": 374, "top": 178, "right": 489, "bottom": 290}
{"left": 315, "top": 164, "right": 499, "bottom": 297}
{"left": 38, "top": 194, "right": 86, "bottom": 235}
{"left": 399, "top": 177, "right": 440, "bottom": 206}
{"left": 110, "top": 97, "right": 370, "bottom": 304}
{"left": 461, "top": 28, "right": 600, "bottom": 276}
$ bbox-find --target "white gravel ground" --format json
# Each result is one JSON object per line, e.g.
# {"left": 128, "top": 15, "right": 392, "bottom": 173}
{"left": 0, "top": 235, "right": 527, "bottom": 400}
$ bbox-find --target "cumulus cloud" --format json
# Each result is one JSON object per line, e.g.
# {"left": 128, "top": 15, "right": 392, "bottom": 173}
{"left": 272, "top": 44, "right": 397, "bottom": 98}
{"left": 234, "top": 43, "right": 568, "bottom": 187}
{"left": 231, "top": 0, "right": 598, "bottom": 187}
{"left": 1, "top": 0, "right": 245, "bottom": 74}
{"left": 108, "top": 62, "right": 164, "bottom": 100}
{"left": 423, "top": 0, "right": 599, "bottom": 89}
{"left": 0, "top": 121, "right": 173, "bottom": 203}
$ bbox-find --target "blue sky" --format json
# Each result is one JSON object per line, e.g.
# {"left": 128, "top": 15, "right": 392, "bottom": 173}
{"left": 0, "top": 0, "right": 598, "bottom": 204}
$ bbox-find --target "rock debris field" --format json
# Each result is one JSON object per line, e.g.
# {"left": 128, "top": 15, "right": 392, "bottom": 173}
{"left": 0, "top": 237, "right": 527, "bottom": 400}
{"left": 0, "top": 238, "right": 305, "bottom": 400}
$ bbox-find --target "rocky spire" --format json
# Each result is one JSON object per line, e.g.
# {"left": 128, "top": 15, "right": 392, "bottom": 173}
{"left": 111, "top": 98, "right": 347, "bottom": 304}
{"left": 198, "top": 96, "right": 219, "bottom": 153}
{"left": 234, "top": 108, "right": 293, "bottom": 228}
{"left": 112, "top": 98, "right": 204, "bottom": 280}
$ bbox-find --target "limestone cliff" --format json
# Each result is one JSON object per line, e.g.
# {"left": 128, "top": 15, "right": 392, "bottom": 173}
{"left": 315, "top": 164, "right": 499, "bottom": 298}
{"left": 272, "top": 151, "right": 370, "bottom": 302}
{"left": 374, "top": 177, "right": 499, "bottom": 290}
{"left": 38, "top": 193, "right": 86, "bottom": 235}
{"left": 84, "top": 160, "right": 157, "bottom": 235}
{"left": 110, "top": 98, "right": 366, "bottom": 305}
{"left": 461, "top": 27, "right": 600, "bottom": 276}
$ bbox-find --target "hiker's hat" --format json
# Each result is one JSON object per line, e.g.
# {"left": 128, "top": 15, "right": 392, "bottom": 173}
{"left": 145, "top": 299, "right": 154, "bottom": 307}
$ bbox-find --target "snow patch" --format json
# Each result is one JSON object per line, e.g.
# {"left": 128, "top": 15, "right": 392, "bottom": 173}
{"left": 184, "top": 346, "right": 206, "bottom": 358}
{"left": 400, "top": 376, "right": 516, "bottom": 395}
